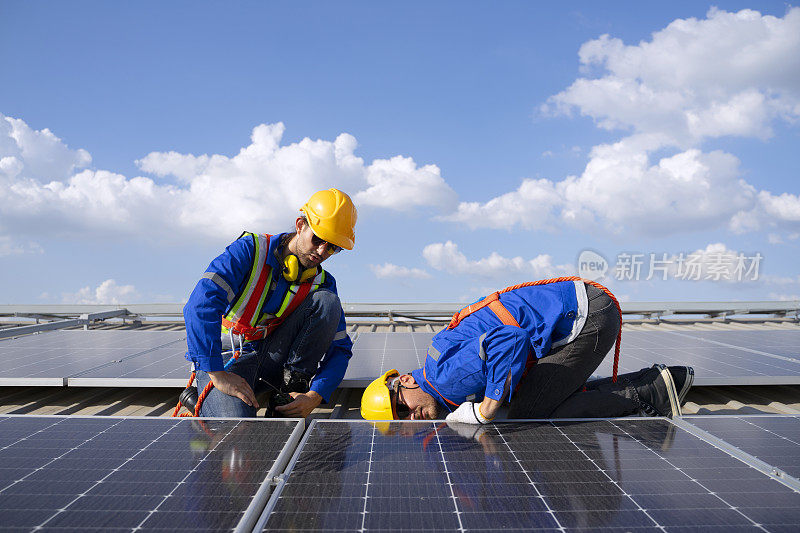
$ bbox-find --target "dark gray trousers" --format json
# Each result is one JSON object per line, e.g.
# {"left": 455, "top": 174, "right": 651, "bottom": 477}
{"left": 508, "top": 284, "right": 641, "bottom": 419}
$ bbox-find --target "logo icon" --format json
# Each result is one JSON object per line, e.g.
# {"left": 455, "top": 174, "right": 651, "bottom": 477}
{"left": 578, "top": 250, "right": 608, "bottom": 281}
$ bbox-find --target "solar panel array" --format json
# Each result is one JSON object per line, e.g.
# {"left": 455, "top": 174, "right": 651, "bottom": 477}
{"left": 685, "top": 415, "right": 800, "bottom": 480}
{"left": 0, "top": 415, "right": 798, "bottom": 531}
{"left": 67, "top": 339, "right": 189, "bottom": 387}
{"left": 342, "top": 332, "right": 434, "bottom": 387}
{"left": 2, "top": 325, "right": 798, "bottom": 388}
{"left": 593, "top": 329, "right": 800, "bottom": 386}
{"left": 257, "top": 418, "right": 800, "bottom": 532}
{"left": 0, "top": 416, "right": 302, "bottom": 531}
{"left": 677, "top": 330, "right": 800, "bottom": 362}
{"left": 342, "top": 328, "right": 800, "bottom": 388}
{"left": 0, "top": 330, "right": 187, "bottom": 387}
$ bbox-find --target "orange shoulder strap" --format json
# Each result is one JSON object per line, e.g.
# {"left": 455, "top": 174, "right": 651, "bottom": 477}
{"left": 446, "top": 276, "right": 622, "bottom": 383}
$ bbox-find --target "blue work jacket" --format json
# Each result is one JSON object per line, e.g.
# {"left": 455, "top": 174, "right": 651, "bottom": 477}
{"left": 183, "top": 232, "right": 353, "bottom": 402}
{"left": 411, "top": 281, "right": 587, "bottom": 410}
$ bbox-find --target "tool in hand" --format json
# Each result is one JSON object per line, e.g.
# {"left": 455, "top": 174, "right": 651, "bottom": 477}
{"left": 258, "top": 377, "right": 293, "bottom": 416}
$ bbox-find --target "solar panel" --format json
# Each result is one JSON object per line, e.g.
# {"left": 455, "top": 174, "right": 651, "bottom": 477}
{"left": 67, "top": 340, "right": 190, "bottom": 387}
{"left": 255, "top": 419, "right": 800, "bottom": 531}
{"left": 683, "top": 415, "right": 800, "bottom": 480}
{"left": 676, "top": 329, "right": 800, "bottom": 362}
{"left": 0, "top": 415, "right": 303, "bottom": 531}
{"left": 0, "top": 330, "right": 186, "bottom": 386}
{"left": 342, "top": 329, "right": 800, "bottom": 388}
{"left": 592, "top": 330, "right": 800, "bottom": 386}
{"left": 342, "top": 332, "right": 434, "bottom": 387}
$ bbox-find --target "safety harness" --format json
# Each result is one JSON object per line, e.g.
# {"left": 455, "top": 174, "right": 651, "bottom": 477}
{"left": 172, "top": 233, "right": 326, "bottom": 417}
{"left": 423, "top": 277, "right": 622, "bottom": 409}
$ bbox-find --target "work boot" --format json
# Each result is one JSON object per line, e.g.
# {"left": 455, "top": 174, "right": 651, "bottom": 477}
{"left": 631, "top": 364, "right": 682, "bottom": 418}
{"left": 282, "top": 368, "right": 312, "bottom": 394}
{"left": 667, "top": 366, "right": 694, "bottom": 405}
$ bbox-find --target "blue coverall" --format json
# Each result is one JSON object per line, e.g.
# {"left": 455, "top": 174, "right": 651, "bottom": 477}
{"left": 411, "top": 281, "right": 586, "bottom": 411}
{"left": 183, "top": 231, "right": 353, "bottom": 402}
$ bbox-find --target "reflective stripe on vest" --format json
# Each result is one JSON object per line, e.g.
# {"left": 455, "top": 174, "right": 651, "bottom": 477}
{"left": 273, "top": 269, "right": 326, "bottom": 319}
{"left": 225, "top": 233, "right": 271, "bottom": 327}
{"left": 222, "top": 233, "right": 325, "bottom": 341}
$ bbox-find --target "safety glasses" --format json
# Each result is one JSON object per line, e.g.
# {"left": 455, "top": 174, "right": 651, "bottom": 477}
{"left": 310, "top": 231, "right": 342, "bottom": 255}
{"left": 390, "top": 378, "right": 411, "bottom": 420}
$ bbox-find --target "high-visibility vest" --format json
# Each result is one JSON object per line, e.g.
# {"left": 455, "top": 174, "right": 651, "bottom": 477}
{"left": 221, "top": 233, "right": 326, "bottom": 341}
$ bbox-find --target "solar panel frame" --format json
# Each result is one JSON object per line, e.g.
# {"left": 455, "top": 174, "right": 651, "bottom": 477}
{"left": 0, "top": 414, "right": 305, "bottom": 532}
{"left": 0, "top": 330, "right": 187, "bottom": 387}
{"left": 679, "top": 414, "right": 800, "bottom": 489}
{"left": 255, "top": 418, "right": 800, "bottom": 532}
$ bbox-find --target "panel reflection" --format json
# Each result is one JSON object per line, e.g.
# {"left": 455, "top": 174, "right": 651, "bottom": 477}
{"left": 265, "top": 419, "right": 800, "bottom": 532}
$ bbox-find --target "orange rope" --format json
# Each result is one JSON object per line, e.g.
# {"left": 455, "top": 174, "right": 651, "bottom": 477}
{"left": 450, "top": 277, "right": 622, "bottom": 383}
{"left": 172, "top": 350, "right": 242, "bottom": 417}
{"left": 171, "top": 372, "right": 196, "bottom": 417}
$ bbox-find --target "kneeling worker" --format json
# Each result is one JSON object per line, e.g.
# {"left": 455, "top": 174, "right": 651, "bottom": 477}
{"left": 362, "top": 279, "right": 693, "bottom": 423}
{"left": 182, "top": 188, "right": 357, "bottom": 418}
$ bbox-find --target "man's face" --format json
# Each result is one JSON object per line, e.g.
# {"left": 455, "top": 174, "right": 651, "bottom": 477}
{"left": 393, "top": 374, "right": 440, "bottom": 420}
{"left": 294, "top": 219, "right": 338, "bottom": 269}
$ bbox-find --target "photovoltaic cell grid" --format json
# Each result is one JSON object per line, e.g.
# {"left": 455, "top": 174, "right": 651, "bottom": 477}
{"left": 67, "top": 339, "right": 191, "bottom": 387}
{"left": 258, "top": 419, "right": 800, "bottom": 532}
{"left": 0, "top": 416, "right": 301, "bottom": 532}
{"left": 685, "top": 415, "right": 800, "bottom": 480}
{"left": 342, "top": 332, "right": 434, "bottom": 387}
{"left": 344, "top": 328, "right": 800, "bottom": 388}
{"left": 677, "top": 330, "right": 800, "bottom": 362}
{"left": 592, "top": 329, "right": 800, "bottom": 386}
{"left": 0, "top": 330, "right": 187, "bottom": 386}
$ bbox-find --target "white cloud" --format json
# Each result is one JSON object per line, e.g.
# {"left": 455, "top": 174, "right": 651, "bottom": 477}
{"left": 369, "top": 263, "right": 432, "bottom": 279}
{"left": 422, "top": 241, "right": 573, "bottom": 279}
{"left": 0, "top": 115, "right": 457, "bottom": 243}
{"left": 545, "top": 7, "right": 800, "bottom": 144}
{"left": 451, "top": 8, "right": 800, "bottom": 236}
{"left": 0, "top": 236, "right": 43, "bottom": 257}
{"left": 445, "top": 142, "right": 757, "bottom": 235}
{"left": 61, "top": 279, "right": 137, "bottom": 304}
{"left": 0, "top": 115, "right": 91, "bottom": 182}
{"left": 355, "top": 156, "right": 457, "bottom": 211}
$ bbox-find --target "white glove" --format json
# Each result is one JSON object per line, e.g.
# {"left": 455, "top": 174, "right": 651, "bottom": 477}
{"left": 446, "top": 421, "right": 489, "bottom": 441}
{"left": 445, "top": 401, "right": 491, "bottom": 425}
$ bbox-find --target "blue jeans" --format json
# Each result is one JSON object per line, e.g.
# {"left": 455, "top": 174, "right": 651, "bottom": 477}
{"left": 195, "top": 289, "right": 341, "bottom": 417}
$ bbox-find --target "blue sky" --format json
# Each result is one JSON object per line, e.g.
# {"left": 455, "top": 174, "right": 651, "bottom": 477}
{"left": 1, "top": 1, "right": 799, "bottom": 305}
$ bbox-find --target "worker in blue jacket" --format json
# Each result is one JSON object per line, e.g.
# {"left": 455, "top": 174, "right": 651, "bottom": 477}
{"left": 183, "top": 188, "right": 357, "bottom": 418}
{"left": 362, "top": 280, "right": 694, "bottom": 423}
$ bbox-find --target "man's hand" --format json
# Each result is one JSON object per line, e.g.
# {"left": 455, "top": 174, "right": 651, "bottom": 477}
{"left": 445, "top": 401, "right": 491, "bottom": 425}
{"left": 208, "top": 371, "right": 259, "bottom": 408}
{"left": 275, "top": 390, "right": 323, "bottom": 418}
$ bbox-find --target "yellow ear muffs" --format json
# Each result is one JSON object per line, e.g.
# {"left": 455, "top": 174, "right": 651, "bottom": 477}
{"left": 282, "top": 255, "right": 318, "bottom": 283}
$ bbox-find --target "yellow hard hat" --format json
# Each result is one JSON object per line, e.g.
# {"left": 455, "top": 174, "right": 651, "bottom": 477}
{"left": 360, "top": 369, "right": 399, "bottom": 420}
{"left": 300, "top": 188, "right": 357, "bottom": 250}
